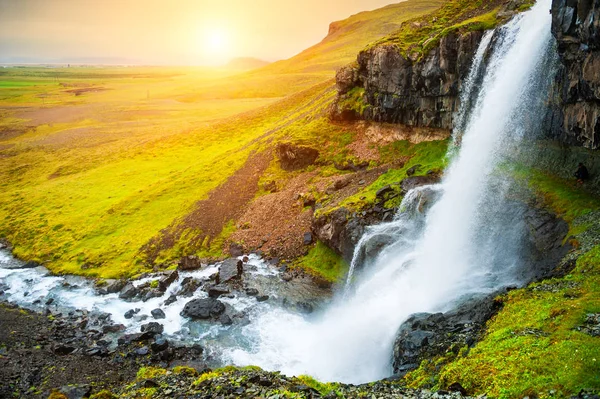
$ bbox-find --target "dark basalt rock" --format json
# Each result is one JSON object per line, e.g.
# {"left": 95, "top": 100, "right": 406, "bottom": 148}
{"left": 59, "top": 384, "right": 91, "bottom": 399}
{"left": 158, "top": 270, "right": 179, "bottom": 292}
{"left": 180, "top": 298, "right": 226, "bottom": 320}
{"left": 151, "top": 337, "right": 169, "bottom": 352}
{"left": 276, "top": 143, "right": 320, "bottom": 171}
{"left": 118, "top": 283, "right": 139, "bottom": 300}
{"left": 207, "top": 284, "right": 231, "bottom": 298}
{"left": 140, "top": 322, "right": 164, "bottom": 336}
{"left": 151, "top": 308, "right": 166, "bottom": 320}
{"left": 218, "top": 258, "right": 243, "bottom": 284}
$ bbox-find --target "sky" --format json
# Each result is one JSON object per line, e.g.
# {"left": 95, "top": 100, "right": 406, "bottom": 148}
{"left": 0, "top": 0, "right": 398, "bottom": 65}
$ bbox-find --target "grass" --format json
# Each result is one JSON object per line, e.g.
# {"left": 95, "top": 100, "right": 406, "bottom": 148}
{"left": 291, "top": 241, "right": 350, "bottom": 283}
{"left": 368, "top": 0, "right": 533, "bottom": 60}
{"left": 403, "top": 166, "right": 600, "bottom": 398}
{"left": 328, "top": 139, "right": 449, "bottom": 214}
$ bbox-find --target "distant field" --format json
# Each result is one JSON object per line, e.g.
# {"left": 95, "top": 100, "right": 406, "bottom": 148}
{"left": 0, "top": 0, "right": 447, "bottom": 279}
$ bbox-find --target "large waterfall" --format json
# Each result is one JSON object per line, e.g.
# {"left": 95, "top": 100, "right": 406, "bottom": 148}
{"left": 0, "top": 0, "right": 557, "bottom": 387}
{"left": 225, "top": 0, "right": 555, "bottom": 383}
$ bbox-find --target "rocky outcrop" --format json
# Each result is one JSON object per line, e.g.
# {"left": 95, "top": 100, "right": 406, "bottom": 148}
{"left": 330, "top": 31, "right": 484, "bottom": 130}
{"left": 276, "top": 143, "right": 320, "bottom": 171}
{"left": 550, "top": 0, "right": 600, "bottom": 149}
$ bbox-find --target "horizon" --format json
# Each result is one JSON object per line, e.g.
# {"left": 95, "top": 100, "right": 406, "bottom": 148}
{"left": 0, "top": 0, "right": 400, "bottom": 66}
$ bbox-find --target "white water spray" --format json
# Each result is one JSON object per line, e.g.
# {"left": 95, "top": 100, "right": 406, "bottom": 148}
{"left": 224, "top": 0, "right": 554, "bottom": 383}
{"left": 0, "top": 0, "right": 556, "bottom": 386}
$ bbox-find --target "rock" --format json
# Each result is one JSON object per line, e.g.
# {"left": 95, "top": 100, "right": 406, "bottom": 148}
{"left": 207, "top": 284, "right": 230, "bottom": 298}
{"left": 218, "top": 258, "right": 243, "bottom": 284}
{"left": 178, "top": 278, "right": 201, "bottom": 297}
{"left": 448, "top": 382, "right": 468, "bottom": 395}
{"left": 400, "top": 175, "right": 439, "bottom": 192}
{"left": 164, "top": 294, "right": 178, "bottom": 306}
{"left": 53, "top": 345, "right": 76, "bottom": 355}
{"left": 22, "top": 261, "right": 39, "bottom": 269}
{"left": 256, "top": 295, "right": 269, "bottom": 302}
{"left": 151, "top": 337, "right": 169, "bottom": 352}
{"left": 124, "top": 309, "right": 137, "bottom": 319}
{"left": 245, "top": 288, "right": 259, "bottom": 296}
{"left": 45, "top": 298, "right": 54, "bottom": 305}
{"left": 100, "top": 279, "right": 127, "bottom": 295}
{"left": 392, "top": 295, "right": 502, "bottom": 375}
{"left": 281, "top": 272, "right": 293, "bottom": 282}
{"left": 140, "top": 322, "right": 164, "bottom": 336}
{"left": 181, "top": 298, "right": 226, "bottom": 320}
{"left": 59, "top": 384, "right": 91, "bottom": 399}
{"left": 151, "top": 308, "right": 166, "bottom": 319}
{"left": 177, "top": 255, "right": 204, "bottom": 271}
{"left": 406, "top": 164, "right": 422, "bottom": 176}
{"left": 102, "top": 324, "right": 125, "bottom": 334}
{"left": 118, "top": 283, "right": 139, "bottom": 300}
{"left": 229, "top": 242, "right": 244, "bottom": 257}
{"left": 219, "top": 314, "right": 233, "bottom": 326}
{"left": 303, "top": 232, "right": 313, "bottom": 245}
{"left": 158, "top": 270, "right": 179, "bottom": 292}
{"left": 136, "top": 346, "right": 149, "bottom": 356}
{"left": 276, "top": 143, "right": 320, "bottom": 171}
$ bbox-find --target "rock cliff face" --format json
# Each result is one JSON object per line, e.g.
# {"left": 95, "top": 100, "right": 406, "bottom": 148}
{"left": 331, "top": 31, "right": 484, "bottom": 130}
{"left": 550, "top": 0, "right": 600, "bottom": 149}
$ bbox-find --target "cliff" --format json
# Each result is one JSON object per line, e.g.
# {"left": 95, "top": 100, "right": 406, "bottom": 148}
{"left": 550, "top": 0, "right": 600, "bottom": 150}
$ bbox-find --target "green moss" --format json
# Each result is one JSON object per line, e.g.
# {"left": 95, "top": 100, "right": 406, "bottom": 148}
{"left": 89, "top": 390, "right": 118, "bottom": 399}
{"left": 172, "top": 366, "right": 199, "bottom": 377}
{"left": 337, "top": 87, "right": 368, "bottom": 116}
{"left": 149, "top": 280, "right": 158, "bottom": 289}
{"left": 136, "top": 367, "right": 167, "bottom": 380}
{"left": 332, "top": 139, "right": 449, "bottom": 213}
{"left": 297, "top": 375, "right": 341, "bottom": 396}
{"left": 292, "top": 241, "right": 349, "bottom": 282}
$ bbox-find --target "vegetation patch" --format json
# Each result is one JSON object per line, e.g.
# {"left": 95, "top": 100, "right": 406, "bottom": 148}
{"left": 291, "top": 241, "right": 349, "bottom": 283}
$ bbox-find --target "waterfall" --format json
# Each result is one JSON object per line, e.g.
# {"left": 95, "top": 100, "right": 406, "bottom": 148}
{"left": 225, "top": 0, "right": 555, "bottom": 383}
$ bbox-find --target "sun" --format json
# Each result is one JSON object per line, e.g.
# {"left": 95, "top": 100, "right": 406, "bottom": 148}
{"left": 203, "top": 28, "right": 230, "bottom": 55}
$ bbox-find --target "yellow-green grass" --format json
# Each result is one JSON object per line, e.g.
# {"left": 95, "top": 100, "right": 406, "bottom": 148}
{"left": 324, "top": 139, "right": 450, "bottom": 214}
{"left": 403, "top": 169, "right": 600, "bottom": 398}
{"left": 0, "top": 66, "right": 336, "bottom": 279}
{"left": 370, "top": 0, "right": 533, "bottom": 59}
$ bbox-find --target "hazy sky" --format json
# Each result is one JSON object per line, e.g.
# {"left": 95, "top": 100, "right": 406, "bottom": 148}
{"left": 0, "top": 0, "right": 398, "bottom": 65}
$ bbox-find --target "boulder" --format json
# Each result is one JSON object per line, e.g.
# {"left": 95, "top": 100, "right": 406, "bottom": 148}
{"left": 164, "top": 294, "right": 178, "bottom": 306}
{"left": 177, "top": 255, "right": 204, "bottom": 271}
{"left": 276, "top": 143, "right": 320, "bottom": 171}
{"left": 229, "top": 242, "right": 244, "bottom": 257}
{"left": 151, "top": 337, "right": 169, "bottom": 352}
{"left": 151, "top": 308, "right": 166, "bottom": 319}
{"left": 59, "top": 384, "right": 91, "bottom": 399}
{"left": 303, "top": 232, "right": 313, "bottom": 246}
{"left": 102, "top": 279, "right": 127, "bottom": 294}
{"left": 181, "top": 298, "right": 226, "bottom": 320}
{"left": 158, "top": 270, "right": 179, "bottom": 292}
{"left": 140, "top": 322, "right": 164, "bottom": 336}
{"left": 207, "top": 284, "right": 230, "bottom": 298}
{"left": 118, "top": 283, "right": 139, "bottom": 300}
{"left": 218, "top": 258, "right": 243, "bottom": 284}
{"left": 245, "top": 288, "right": 259, "bottom": 296}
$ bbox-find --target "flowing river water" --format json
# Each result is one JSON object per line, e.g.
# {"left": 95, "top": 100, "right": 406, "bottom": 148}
{"left": 0, "top": 0, "right": 556, "bottom": 385}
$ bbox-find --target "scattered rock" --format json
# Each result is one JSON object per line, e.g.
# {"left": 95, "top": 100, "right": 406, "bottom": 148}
{"left": 53, "top": 345, "right": 76, "bottom": 356}
{"left": 136, "top": 346, "right": 149, "bottom": 356}
{"left": 177, "top": 255, "right": 204, "bottom": 271}
{"left": 102, "top": 324, "right": 125, "bottom": 334}
{"left": 207, "top": 284, "right": 231, "bottom": 298}
{"left": 151, "top": 308, "right": 166, "bottom": 320}
{"left": 276, "top": 143, "right": 320, "bottom": 171}
{"left": 245, "top": 288, "right": 259, "bottom": 296}
{"left": 406, "top": 164, "right": 422, "bottom": 176}
{"left": 164, "top": 294, "right": 178, "bottom": 306}
{"left": 256, "top": 295, "right": 269, "bottom": 302}
{"left": 229, "top": 242, "right": 244, "bottom": 257}
{"left": 180, "top": 298, "right": 226, "bottom": 320}
{"left": 218, "top": 258, "right": 243, "bottom": 284}
{"left": 219, "top": 314, "right": 233, "bottom": 326}
{"left": 158, "top": 270, "right": 179, "bottom": 292}
{"left": 151, "top": 338, "right": 169, "bottom": 352}
{"left": 140, "top": 322, "right": 164, "bottom": 336}
{"left": 303, "top": 232, "right": 313, "bottom": 245}
{"left": 118, "top": 283, "right": 139, "bottom": 300}
{"left": 101, "top": 279, "right": 127, "bottom": 295}
{"left": 124, "top": 309, "right": 137, "bottom": 319}
{"left": 59, "top": 384, "right": 91, "bottom": 399}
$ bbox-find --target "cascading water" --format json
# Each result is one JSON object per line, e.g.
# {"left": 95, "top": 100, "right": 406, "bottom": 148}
{"left": 224, "top": 0, "right": 555, "bottom": 383}
{"left": 0, "top": 0, "right": 558, "bottom": 386}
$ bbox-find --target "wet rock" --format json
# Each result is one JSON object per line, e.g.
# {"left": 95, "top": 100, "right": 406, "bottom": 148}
{"left": 59, "top": 384, "right": 91, "bottom": 399}
{"left": 178, "top": 278, "right": 201, "bottom": 297}
{"left": 142, "top": 288, "right": 162, "bottom": 302}
{"left": 102, "top": 279, "right": 127, "bottom": 295}
{"left": 245, "top": 288, "right": 259, "bottom": 296}
{"left": 151, "top": 337, "right": 169, "bottom": 352}
{"left": 140, "top": 322, "right": 164, "bottom": 336}
{"left": 164, "top": 294, "right": 178, "bottom": 306}
{"left": 207, "top": 284, "right": 230, "bottom": 298}
{"left": 219, "top": 314, "right": 233, "bottom": 326}
{"left": 118, "top": 283, "right": 139, "bottom": 300}
{"left": 181, "top": 298, "right": 226, "bottom": 320}
{"left": 218, "top": 258, "right": 243, "bottom": 284}
{"left": 22, "top": 261, "right": 39, "bottom": 269}
{"left": 406, "top": 164, "right": 422, "bottom": 176}
{"left": 158, "top": 270, "right": 179, "bottom": 292}
{"left": 124, "top": 309, "right": 137, "bottom": 319}
{"left": 102, "top": 324, "right": 125, "bottom": 334}
{"left": 151, "top": 308, "right": 166, "bottom": 320}
{"left": 45, "top": 297, "right": 54, "bottom": 306}
{"left": 118, "top": 333, "right": 145, "bottom": 345}
{"left": 401, "top": 175, "right": 439, "bottom": 192}
{"left": 256, "top": 295, "right": 269, "bottom": 302}
{"left": 392, "top": 294, "right": 502, "bottom": 375}
{"left": 276, "top": 142, "right": 320, "bottom": 171}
